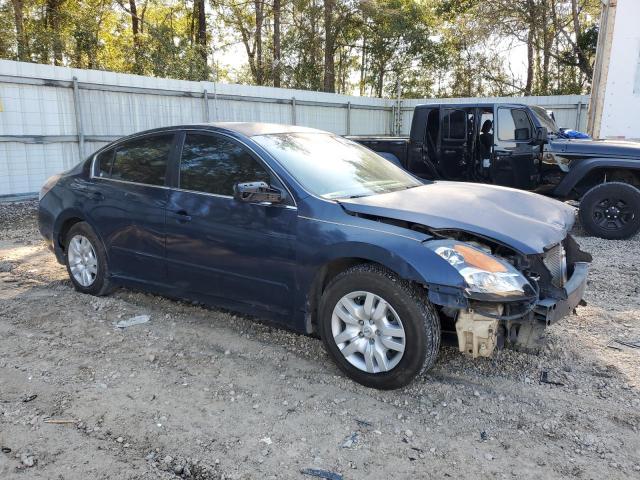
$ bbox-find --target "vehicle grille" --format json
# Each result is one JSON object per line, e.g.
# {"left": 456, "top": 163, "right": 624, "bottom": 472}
{"left": 543, "top": 243, "right": 567, "bottom": 288}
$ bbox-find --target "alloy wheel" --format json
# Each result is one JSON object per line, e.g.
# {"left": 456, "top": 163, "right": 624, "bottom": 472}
{"left": 331, "top": 291, "right": 406, "bottom": 374}
{"left": 68, "top": 234, "right": 98, "bottom": 287}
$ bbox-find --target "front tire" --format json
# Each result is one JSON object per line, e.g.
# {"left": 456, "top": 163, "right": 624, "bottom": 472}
{"left": 579, "top": 182, "right": 640, "bottom": 239}
{"left": 64, "top": 221, "right": 112, "bottom": 296}
{"left": 318, "top": 264, "right": 440, "bottom": 390}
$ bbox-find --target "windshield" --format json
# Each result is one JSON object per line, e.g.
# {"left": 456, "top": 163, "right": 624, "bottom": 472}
{"left": 252, "top": 132, "right": 422, "bottom": 199}
{"left": 529, "top": 105, "right": 560, "bottom": 135}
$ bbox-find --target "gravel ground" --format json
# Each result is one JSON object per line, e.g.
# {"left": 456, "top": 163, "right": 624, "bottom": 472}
{"left": 1, "top": 200, "right": 639, "bottom": 479}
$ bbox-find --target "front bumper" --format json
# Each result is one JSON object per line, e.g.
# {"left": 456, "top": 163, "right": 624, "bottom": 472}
{"left": 533, "top": 262, "right": 589, "bottom": 325}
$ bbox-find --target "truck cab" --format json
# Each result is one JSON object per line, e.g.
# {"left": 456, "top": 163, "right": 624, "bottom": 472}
{"left": 351, "top": 102, "right": 640, "bottom": 240}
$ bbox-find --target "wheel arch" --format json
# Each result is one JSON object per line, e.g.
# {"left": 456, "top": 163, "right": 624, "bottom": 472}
{"left": 554, "top": 158, "right": 640, "bottom": 198}
{"left": 302, "top": 241, "right": 462, "bottom": 333}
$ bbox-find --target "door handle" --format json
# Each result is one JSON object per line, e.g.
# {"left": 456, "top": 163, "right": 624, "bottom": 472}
{"left": 443, "top": 149, "right": 456, "bottom": 155}
{"left": 91, "top": 191, "right": 104, "bottom": 201}
{"left": 171, "top": 210, "right": 192, "bottom": 223}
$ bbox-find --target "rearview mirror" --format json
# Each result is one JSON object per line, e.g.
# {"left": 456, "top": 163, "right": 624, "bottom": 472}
{"left": 534, "top": 126, "right": 548, "bottom": 144}
{"left": 233, "top": 181, "right": 282, "bottom": 204}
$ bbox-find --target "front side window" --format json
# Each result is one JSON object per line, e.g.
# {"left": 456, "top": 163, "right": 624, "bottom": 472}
{"left": 498, "top": 108, "right": 533, "bottom": 141}
{"left": 252, "top": 133, "right": 422, "bottom": 199}
{"left": 179, "top": 133, "right": 270, "bottom": 196}
{"left": 110, "top": 134, "right": 174, "bottom": 186}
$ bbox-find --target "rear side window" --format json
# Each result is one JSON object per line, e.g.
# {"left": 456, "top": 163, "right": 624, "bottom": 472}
{"left": 179, "top": 133, "right": 270, "bottom": 196}
{"left": 498, "top": 108, "right": 532, "bottom": 141}
{"left": 96, "top": 148, "right": 114, "bottom": 178}
{"left": 442, "top": 109, "right": 466, "bottom": 140}
{"left": 110, "top": 134, "right": 174, "bottom": 186}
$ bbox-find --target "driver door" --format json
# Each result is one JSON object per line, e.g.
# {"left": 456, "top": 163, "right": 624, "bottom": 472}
{"left": 492, "top": 107, "right": 540, "bottom": 189}
{"left": 164, "top": 131, "right": 298, "bottom": 318}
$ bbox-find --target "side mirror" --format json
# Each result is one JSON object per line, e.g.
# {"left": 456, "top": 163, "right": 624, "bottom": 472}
{"left": 534, "top": 126, "right": 548, "bottom": 144}
{"left": 233, "top": 181, "right": 282, "bottom": 204}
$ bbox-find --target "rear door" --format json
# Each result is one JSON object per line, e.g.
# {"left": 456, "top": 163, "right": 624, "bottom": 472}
{"left": 164, "top": 131, "right": 298, "bottom": 318}
{"left": 87, "top": 133, "right": 177, "bottom": 284}
{"left": 438, "top": 108, "right": 468, "bottom": 179}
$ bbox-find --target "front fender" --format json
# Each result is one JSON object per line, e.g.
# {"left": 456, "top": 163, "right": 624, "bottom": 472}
{"left": 554, "top": 158, "right": 640, "bottom": 197}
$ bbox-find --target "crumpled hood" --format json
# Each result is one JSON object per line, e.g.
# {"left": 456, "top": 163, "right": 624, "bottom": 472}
{"left": 338, "top": 182, "right": 576, "bottom": 254}
{"left": 550, "top": 138, "right": 640, "bottom": 158}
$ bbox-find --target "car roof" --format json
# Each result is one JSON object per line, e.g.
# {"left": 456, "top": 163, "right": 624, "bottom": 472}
{"left": 414, "top": 102, "right": 527, "bottom": 110}
{"left": 125, "top": 122, "right": 328, "bottom": 139}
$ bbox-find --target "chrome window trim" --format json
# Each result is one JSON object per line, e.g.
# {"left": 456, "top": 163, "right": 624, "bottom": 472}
{"left": 168, "top": 186, "right": 297, "bottom": 210}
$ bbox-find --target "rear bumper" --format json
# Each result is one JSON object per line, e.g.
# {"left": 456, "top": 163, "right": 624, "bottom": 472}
{"left": 533, "top": 262, "right": 589, "bottom": 325}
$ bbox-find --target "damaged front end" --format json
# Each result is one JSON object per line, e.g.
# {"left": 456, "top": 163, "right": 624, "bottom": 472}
{"left": 425, "top": 233, "right": 591, "bottom": 358}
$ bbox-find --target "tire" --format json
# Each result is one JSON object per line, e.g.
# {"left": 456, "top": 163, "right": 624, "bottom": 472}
{"left": 579, "top": 182, "right": 640, "bottom": 240}
{"left": 64, "top": 221, "right": 113, "bottom": 296}
{"left": 318, "top": 264, "right": 440, "bottom": 390}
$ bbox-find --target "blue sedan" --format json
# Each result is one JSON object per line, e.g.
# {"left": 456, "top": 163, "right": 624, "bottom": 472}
{"left": 38, "top": 123, "right": 591, "bottom": 389}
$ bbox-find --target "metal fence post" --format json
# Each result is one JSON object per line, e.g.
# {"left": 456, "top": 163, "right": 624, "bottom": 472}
{"left": 291, "top": 97, "right": 297, "bottom": 125}
{"left": 575, "top": 101, "right": 583, "bottom": 130}
{"left": 72, "top": 77, "right": 85, "bottom": 161}
{"left": 203, "top": 89, "right": 210, "bottom": 122}
{"left": 346, "top": 101, "right": 351, "bottom": 135}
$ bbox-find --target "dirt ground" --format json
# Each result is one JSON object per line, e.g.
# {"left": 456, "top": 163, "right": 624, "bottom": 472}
{"left": 1, "top": 200, "right": 639, "bottom": 480}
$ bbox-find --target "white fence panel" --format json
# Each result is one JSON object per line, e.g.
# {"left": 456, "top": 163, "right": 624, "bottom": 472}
{"left": 0, "top": 60, "right": 590, "bottom": 197}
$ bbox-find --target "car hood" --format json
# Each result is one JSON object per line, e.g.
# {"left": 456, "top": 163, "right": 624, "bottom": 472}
{"left": 550, "top": 138, "right": 640, "bottom": 158}
{"left": 338, "top": 182, "right": 576, "bottom": 254}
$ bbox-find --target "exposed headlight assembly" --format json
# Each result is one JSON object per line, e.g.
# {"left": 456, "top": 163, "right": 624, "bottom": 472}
{"left": 427, "top": 241, "right": 535, "bottom": 300}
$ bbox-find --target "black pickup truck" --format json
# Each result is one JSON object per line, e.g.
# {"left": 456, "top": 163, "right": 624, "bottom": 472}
{"left": 350, "top": 103, "right": 640, "bottom": 239}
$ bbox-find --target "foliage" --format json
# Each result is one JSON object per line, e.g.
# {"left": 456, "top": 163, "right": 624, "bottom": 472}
{"left": 0, "top": 0, "right": 602, "bottom": 97}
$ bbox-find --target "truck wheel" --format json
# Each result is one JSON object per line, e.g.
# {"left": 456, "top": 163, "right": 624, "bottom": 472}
{"left": 318, "top": 264, "right": 440, "bottom": 390}
{"left": 579, "top": 182, "right": 640, "bottom": 239}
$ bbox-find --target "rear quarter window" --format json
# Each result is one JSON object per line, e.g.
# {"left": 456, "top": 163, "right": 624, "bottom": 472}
{"left": 95, "top": 148, "right": 114, "bottom": 178}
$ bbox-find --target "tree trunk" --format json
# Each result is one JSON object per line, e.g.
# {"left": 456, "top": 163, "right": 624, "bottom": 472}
{"left": 359, "top": 36, "right": 366, "bottom": 96}
{"left": 273, "top": 0, "right": 281, "bottom": 87}
{"left": 46, "top": 0, "right": 64, "bottom": 65}
{"left": 525, "top": 28, "right": 535, "bottom": 96}
{"left": 570, "top": 0, "right": 593, "bottom": 79}
{"left": 129, "top": 0, "right": 143, "bottom": 73}
{"left": 541, "top": 0, "right": 551, "bottom": 94}
{"left": 195, "top": 0, "right": 207, "bottom": 77}
{"left": 11, "top": 0, "right": 28, "bottom": 61}
{"left": 254, "top": 0, "right": 264, "bottom": 85}
{"left": 323, "top": 0, "right": 335, "bottom": 92}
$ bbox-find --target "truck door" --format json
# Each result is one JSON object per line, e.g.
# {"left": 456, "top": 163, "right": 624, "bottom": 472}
{"left": 438, "top": 108, "right": 468, "bottom": 180}
{"left": 492, "top": 106, "right": 539, "bottom": 190}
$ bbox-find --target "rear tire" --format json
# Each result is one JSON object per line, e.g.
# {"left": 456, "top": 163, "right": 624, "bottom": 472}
{"left": 579, "top": 182, "right": 640, "bottom": 239}
{"left": 64, "top": 221, "right": 113, "bottom": 296}
{"left": 318, "top": 264, "right": 440, "bottom": 390}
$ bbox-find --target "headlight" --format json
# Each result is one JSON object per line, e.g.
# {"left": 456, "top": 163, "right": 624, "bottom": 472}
{"left": 39, "top": 174, "right": 61, "bottom": 201}
{"left": 427, "top": 241, "right": 534, "bottom": 299}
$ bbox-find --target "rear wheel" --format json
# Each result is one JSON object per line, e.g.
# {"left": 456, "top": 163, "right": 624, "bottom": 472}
{"left": 579, "top": 182, "right": 640, "bottom": 239}
{"left": 318, "top": 264, "right": 440, "bottom": 390}
{"left": 64, "top": 222, "right": 112, "bottom": 295}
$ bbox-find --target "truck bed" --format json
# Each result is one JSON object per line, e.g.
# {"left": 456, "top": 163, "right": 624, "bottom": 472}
{"left": 346, "top": 136, "right": 409, "bottom": 167}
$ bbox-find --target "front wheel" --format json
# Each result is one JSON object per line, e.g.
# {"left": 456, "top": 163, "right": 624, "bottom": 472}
{"left": 318, "top": 264, "right": 440, "bottom": 390}
{"left": 579, "top": 182, "right": 640, "bottom": 239}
